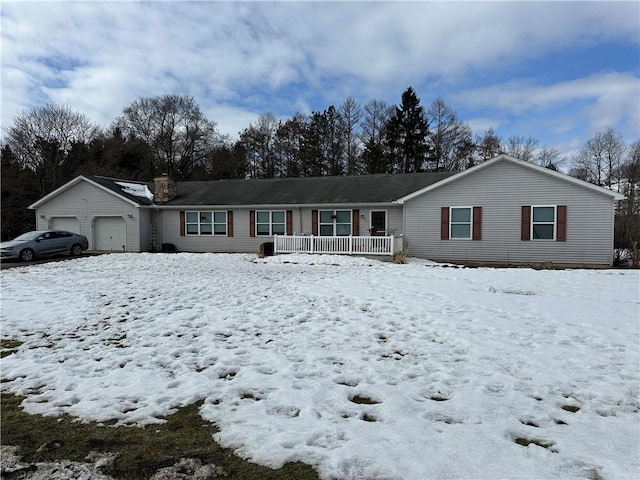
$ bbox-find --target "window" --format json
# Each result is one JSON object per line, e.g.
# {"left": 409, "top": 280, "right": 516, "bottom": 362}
{"left": 256, "top": 211, "right": 285, "bottom": 236}
{"left": 521, "top": 205, "right": 566, "bottom": 242}
{"left": 450, "top": 207, "right": 472, "bottom": 239}
{"left": 319, "top": 210, "right": 351, "bottom": 236}
{"left": 441, "top": 206, "right": 481, "bottom": 240}
{"left": 185, "top": 211, "right": 227, "bottom": 236}
{"left": 532, "top": 206, "right": 555, "bottom": 240}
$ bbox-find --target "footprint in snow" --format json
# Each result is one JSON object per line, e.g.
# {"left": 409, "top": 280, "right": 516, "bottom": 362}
{"left": 484, "top": 382, "right": 506, "bottom": 396}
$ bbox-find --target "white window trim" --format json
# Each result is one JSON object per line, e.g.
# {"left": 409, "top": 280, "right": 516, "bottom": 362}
{"left": 319, "top": 209, "right": 352, "bottom": 236}
{"left": 185, "top": 210, "right": 227, "bottom": 236}
{"left": 449, "top": 206, "right": 472, "bottom": 240}
{"left": 256, "top": 210, "right": 286, "bottom": 236}
{"left": 531, "top": 205, "right": 556, "bottom": 241}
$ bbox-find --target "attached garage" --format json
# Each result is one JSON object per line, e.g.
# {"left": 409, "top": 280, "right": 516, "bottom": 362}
{"left": 50, "top": 217, "right": 80, "bottom": 234}
{"left": 94, "top": 217, "right": 127, "bottom": 251}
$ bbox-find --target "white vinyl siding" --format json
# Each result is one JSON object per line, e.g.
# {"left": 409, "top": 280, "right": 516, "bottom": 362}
{"left": 161, "top": 205, "right": 405, "bottom": 254}
{"left": 33, "top": 180, "right": 148, "bottom": 252}
{"left": 404, "top": 159, "right": 617, "bottom": 266}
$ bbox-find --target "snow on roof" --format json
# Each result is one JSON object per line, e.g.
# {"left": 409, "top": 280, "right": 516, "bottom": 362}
{"left": 115, "top": 181, "right": 154, "bottom": 201}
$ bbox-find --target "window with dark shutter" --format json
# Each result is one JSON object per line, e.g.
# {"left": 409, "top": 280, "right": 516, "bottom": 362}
{"left": 249, "top": 210, "right": 255, "bottom": 237}
{"left": 312, "top": 210, "right": 318, "bottom": 236}
{"left": 180, "top": 211, "right": 185, "bottom": 236}
{"left": 286, "top": 210, "right": 293, "bottom": 235}
{"left": 472, "top": 206, "right": 482, "bottom": 241}
{"left": 557, "top": 205, "right": 567, "bottom": 241}
{"left": 227, "top": 211, "right": 233, "bottom": 237}
{"left": 352, "top": 210, "right": 360, "bottom": 236}
{"left": 441, "top": 207, "right": 449, "bottom": 240}
{"left": 521, "top": 206, "right": 531, "bottom": 241}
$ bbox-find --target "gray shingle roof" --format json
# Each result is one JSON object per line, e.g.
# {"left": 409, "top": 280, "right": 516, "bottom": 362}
{"left": 167, "top": 172, "right": 456, "bottom": 206}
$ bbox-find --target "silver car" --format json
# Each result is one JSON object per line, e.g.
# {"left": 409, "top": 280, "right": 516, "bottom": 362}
{"left": 0, "top": 230, "right": 89, "bottom": 262}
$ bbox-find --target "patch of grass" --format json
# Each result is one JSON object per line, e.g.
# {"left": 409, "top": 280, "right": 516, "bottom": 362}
{"left": 349, "top": 394, "right": 380, "bottom": 405}
{"left": 1, "top": 393, "right": 319, "bottom": 480}
{"left": 392, "top": 249, "right": 408, "bottom": 264}
{"left": 514, "top": 436, "right": 556, "bottom": 451}
{"left": 361, "top": 413, "right": 377, "bottom": 422}
{"left": 562, "top": 404, "right": 581, "bottom": 413}
{"left": 0, "top": 339, "right": 23, "bottom": 358}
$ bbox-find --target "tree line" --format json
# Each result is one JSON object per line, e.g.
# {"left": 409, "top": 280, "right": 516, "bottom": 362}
{"left": 1, "top": 88, "right": 638, "bottom": 262}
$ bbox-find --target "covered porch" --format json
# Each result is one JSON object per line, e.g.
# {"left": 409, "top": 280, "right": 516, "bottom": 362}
{"left": 273, "top": 234, "right": 398, "bottom": 256}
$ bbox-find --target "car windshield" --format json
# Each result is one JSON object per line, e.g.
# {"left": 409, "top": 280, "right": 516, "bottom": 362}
{"left": 13, "top": 232, "right": 43, "bottom": 241}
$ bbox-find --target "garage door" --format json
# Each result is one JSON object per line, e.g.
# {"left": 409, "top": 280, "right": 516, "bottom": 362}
{"left": 50, "top": 217, "right": 80, "bottom": 234}
{"left": 94, "top": 217, "right": 126, "bottom": 251}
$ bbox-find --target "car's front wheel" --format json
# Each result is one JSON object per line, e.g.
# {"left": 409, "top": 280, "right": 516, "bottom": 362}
{"left": 19, "top": 249, "right": 35, "bottom": 262}
{"left": 70, "top": 244, "right": 83, "bottom": 256}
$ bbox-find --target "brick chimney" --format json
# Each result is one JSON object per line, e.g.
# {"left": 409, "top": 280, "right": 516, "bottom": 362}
{"left": 153, "top": 174, "right": 177, "bottom": 203}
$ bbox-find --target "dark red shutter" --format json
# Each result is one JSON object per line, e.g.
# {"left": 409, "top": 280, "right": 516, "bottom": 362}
{"left": 312, "top": 210, "right": 318, "bottom": 236}
{"left": 352, "top": 209, "right": 360, "bottom": 236}
{"left": 557, "top": 205, "right": 567, "bottom": 241}
{"left": 249, "top": 210, "right": 255, "bottom": 237}
{"left": 440, "top": 207, "right": 449, "bottom": 240}
{"left": 286, "top": 210, "right": 293, "bottom": 235}
{"left": 227, "top": 211, "right": 234, "bottom": 237}
{"left": 180, "top": 211, "right": 185, "bottom": 236}
{"left": 472, "top": 206, "right": 482, "bottom": 241}
{"left": 521, "top": 206, "right": 531, "bottom": 241}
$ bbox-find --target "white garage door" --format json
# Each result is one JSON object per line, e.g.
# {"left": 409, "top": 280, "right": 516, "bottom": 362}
{"left": 50, "top": 217, "right": 80, "bottom": 234}
{"left": 94, "top": 217, "right": 126, "bottom": 251}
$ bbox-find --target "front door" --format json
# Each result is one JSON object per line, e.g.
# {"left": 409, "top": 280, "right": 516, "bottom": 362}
{"left": 370, "top": 211, "right": 386, "bottom": 236}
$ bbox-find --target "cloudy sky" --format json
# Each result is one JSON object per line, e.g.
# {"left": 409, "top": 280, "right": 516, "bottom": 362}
{"left": 1, "top": 1, "right": 638, "bottom": 157}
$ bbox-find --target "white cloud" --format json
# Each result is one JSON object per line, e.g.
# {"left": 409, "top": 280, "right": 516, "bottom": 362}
{"left": 453, "top": 72, "right": 640, "bottom": 140}
{"left": 1, "top": 0, "right": 638, "bottom": 148}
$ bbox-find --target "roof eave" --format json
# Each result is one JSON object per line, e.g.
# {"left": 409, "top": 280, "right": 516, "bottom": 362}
{"left": 397, "top": 154, "right": 627, "bottom": 203}
{"left": 156, "top": 201, "right": 401, "bottom": 209}
{"left": 29, "top": 175, "right": 146, "bottom": 209}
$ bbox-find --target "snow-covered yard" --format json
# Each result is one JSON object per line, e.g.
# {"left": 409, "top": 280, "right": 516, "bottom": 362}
{"left": 1, "top": 253, "right": 638, "bottom": 480}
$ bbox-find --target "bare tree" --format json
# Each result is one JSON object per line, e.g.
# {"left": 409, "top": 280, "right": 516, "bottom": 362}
{"left": 4, "top": 103, "right": 99, "bottom": 195}
{"left": 473, "top": 128, "right": 502, "bottom": 165}
{"left": 114, "top": 95, "right": 219, "bottom": 180}
{"left": 503, "top": 135, "right": 539, "bottom": 163}
{"left": 615, "top": 140, "right": 640, "bottom": 266}
{"left": 573, "top": 128, "right": 626, "bottom": 188}
{"left": 426, "top": 98, "right": 473, "bottom": 171}
{"left": 240, "top": 113, "right": 279, "bottom": 178}
{"left": 340, "top": 97, "right": 362, "bottom": 175}
{"left": 360, "top": 99, "right": 391, "bottom": 173}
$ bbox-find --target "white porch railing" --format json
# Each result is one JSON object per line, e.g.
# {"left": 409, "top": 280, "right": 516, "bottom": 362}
{"left": 274, "top": 235, "right": 394, "bottom": 256}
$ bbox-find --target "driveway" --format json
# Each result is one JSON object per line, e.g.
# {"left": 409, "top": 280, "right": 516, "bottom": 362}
{"left": 0, "top": 253, "right": 101, "bottom": 270}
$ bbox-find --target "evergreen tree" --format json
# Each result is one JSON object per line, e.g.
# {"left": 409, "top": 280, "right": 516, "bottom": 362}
{"left": 1, "top": 145, "right": 39, "bottom": 239}
{"left": 384, "top": 87, "right": 431, "bottom": 173}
